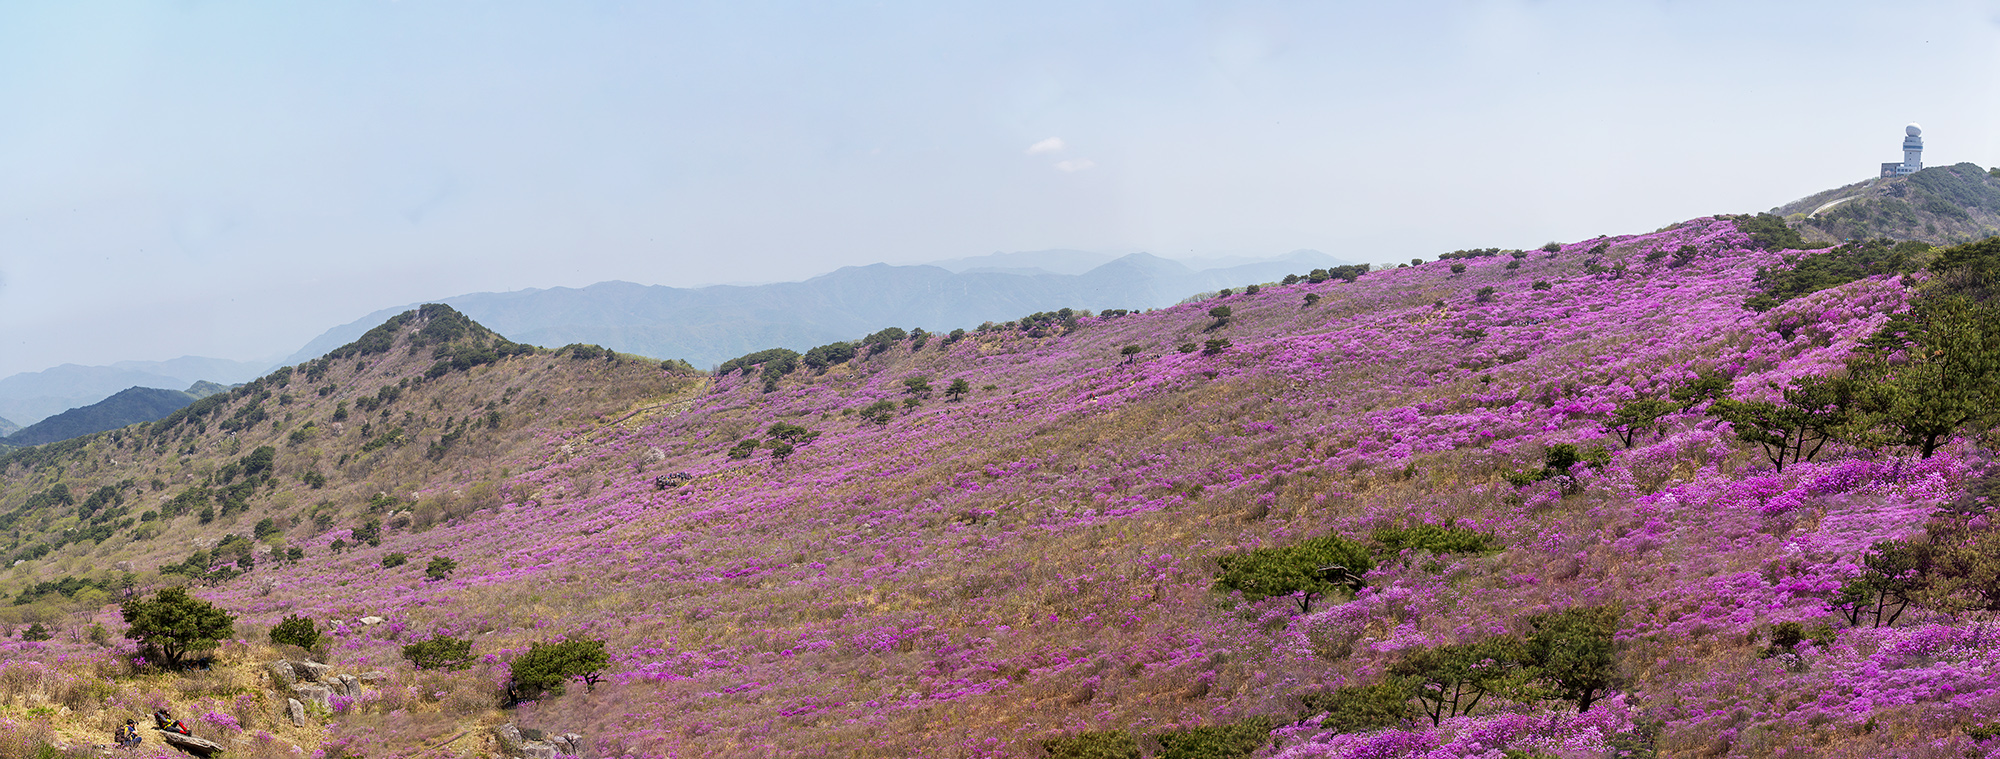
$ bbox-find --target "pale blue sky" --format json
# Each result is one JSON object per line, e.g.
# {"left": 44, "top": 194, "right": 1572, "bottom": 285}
{"left": 2, "top": 1, "right": 1997, "bottom": 377}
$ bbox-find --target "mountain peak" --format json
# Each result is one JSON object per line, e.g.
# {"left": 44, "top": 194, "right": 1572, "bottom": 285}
{"left": 1773, "top": 162, "right": 2000, "bottom": 246}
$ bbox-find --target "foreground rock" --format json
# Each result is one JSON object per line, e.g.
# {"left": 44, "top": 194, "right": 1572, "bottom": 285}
{"left": 155, "top": 730, "right": 225, "bottom": 757}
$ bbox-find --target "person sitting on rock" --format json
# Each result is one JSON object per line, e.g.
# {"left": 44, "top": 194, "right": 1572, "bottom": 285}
{"left": 154, "top": 709, "right": 192, "bottom": 735}
{"left": 116, "top": 719, "right": 142, "bottom": 747}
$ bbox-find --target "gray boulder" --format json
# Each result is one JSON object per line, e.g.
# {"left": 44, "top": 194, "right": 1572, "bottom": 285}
{"left": 338, "top": 673, "right": 361, "bottom": 697}
{"left": 551, "top": 733, "right": 586, "bottom": 755}
{"left": 155, "top": 730, "right": 225, "bottom": 758}
{"left": 286, "top": 698, "right": 306, "bottom": 727}
{"left": 266, "top": 660, "right": 297, "bottom": 686}
{"left": 292, "top": 660, "right": 333, "bottom": 683}
{"left": 493, "top": 723, "right": 525, "bottom": 751}
{"left": 518, "top": 741, "right": 558, "bottom": 759}
{"left": 291, "top": 683, "right": 332, "bottom": 711}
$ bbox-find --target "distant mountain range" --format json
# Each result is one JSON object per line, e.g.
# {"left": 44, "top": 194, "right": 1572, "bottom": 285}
{"left": 0, "top": 357, "right": 271, "bottom": 428}
{"left": 2, "top": 382, "right": 230, "bottom": 447}
{"left": 0, "top": 416, "right": 17, "bottom": 438}
{"left": 287, "top": 250, "right": 1349, "bottom": 368}
{"left": 1775, "top": 162, "right": 2000, "bottom": 245}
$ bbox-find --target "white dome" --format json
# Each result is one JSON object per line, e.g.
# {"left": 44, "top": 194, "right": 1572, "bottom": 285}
{"left": 1906, "top": 123, "right": 1922, "bottom": 136}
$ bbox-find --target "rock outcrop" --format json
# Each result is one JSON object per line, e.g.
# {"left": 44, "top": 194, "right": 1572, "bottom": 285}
{"left": 155, "top": 729, "right": 225, "bottom": 758}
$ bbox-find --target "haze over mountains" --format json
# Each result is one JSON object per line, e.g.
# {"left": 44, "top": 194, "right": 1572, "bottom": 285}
{"left": 285, "top": 249, "right": 1348, "bottom": 368}
{"left": 10, "top": 163, "right": 1996, "bottom": 449}
{"left": 2, "top": 383, "right": 228, "bottom": 448}
{"left": 0, "top": 357, "right": 270, "bottom": 428}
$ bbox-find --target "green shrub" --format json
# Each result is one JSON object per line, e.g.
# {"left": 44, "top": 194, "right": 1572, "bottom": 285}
{"left": 1450, "top": 263, "right": 1467, "bottom": 274}
{"left": 1155, "top": 718, "right": 1274, "bottom": 759}
{"left": 1202, "top": 339, "right": 1230, "bottom": 356}
{"left": 381, "top": 553, "right": 408, "bottom": 569}
{"left": 1303, "top": 293, "right": 1321, "bottom": 306}
{"left": 1214, "top": 535, "right": 1372, "bottom": 613}
{"left": 1745, "top": 238, "right": 1926, "bottom": 311}
{"left": 269, "top": 615, "right": 320, "bottom": 650}
{"left": 1372, "top": 524, "right": 1496, "bottom": 556}
{"left": 1531, "top": 280, "right": 1552, "bottom": 291}
{"left": 1523, "top": 606, "right": 1621, "bottom": 712}
{"left": 425, "top": 557, "right": 457, "bottom": 581}
{"left": 767, "top": 422, "right": 820, "bottom": 444}
{"left": 1301, "top": 682, "right": 1417, "bottom": 734}
{"left": 508, "top": 638, "right": 608, "bottom": 701}
{"left": 859, "top": 400, "right": 898, "bottom": 425}
{"left": 1041, "top": 730, "right": 1139, "bottom": 759}
{"left": 727, "top": 439, "right": 761, "bottom": 459}
{"left": 121, "top": 587, "right": 234, "bottom": 669}
{"left": 402, "top": 634, "right": 474, "bottom": 670}
{"left": 21, "top": 622, "right": 51, "bottom": 641}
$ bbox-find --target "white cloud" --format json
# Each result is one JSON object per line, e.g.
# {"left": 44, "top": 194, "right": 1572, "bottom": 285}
{"left": 1054, "top": 159, "right": 1095, "bottom": 172}
{"left": 1025, "top": 137, "right": 1065, "bottom": 155}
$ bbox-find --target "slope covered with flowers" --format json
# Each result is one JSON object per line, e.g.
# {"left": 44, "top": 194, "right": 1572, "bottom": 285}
{"left": 3, "top": 215, "right": 1995, "bottom": 758}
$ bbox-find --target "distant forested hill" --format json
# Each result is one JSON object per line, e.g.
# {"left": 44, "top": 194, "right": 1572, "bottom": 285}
{"left": 0, "top": 356, "right": 269, "bottom": 427}
{"left": 286, "top": 251, "right": 1347, "bottom": 368}
{"left": 0, "top": 415, "right": 17, "bottom": 438}
{"left": 1773, "top": 162, "right": 2000, "bottom": 245}
{"left": 3, "top": 386, "right": 198, "bottom": 446}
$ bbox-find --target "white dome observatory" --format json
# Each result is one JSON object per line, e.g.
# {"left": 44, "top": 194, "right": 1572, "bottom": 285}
{"left": 1882, "top": 123, "right": 1924, "bottom": 177}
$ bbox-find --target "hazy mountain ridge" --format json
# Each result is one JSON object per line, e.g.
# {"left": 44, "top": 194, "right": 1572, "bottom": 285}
{"left": 286, "top": 251, "right": 1348, "bottom": 369}
{"left": 3, "top": 386, "right": 204, "bottom": 447}
{"left": 0, "top": 357, "right": 271, "bottom": 427}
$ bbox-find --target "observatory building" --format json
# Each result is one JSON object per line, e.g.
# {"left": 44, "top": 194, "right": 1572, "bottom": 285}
{"left": 1880, "top": 123, "right": 1923, "bottom": 177}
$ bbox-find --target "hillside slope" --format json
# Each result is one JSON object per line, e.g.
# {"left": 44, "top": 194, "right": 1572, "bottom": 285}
{"left": 1773, "top": 162, "right": 2000, "bottom": 245}
{"left": 0, "top": 226, "right": 1996, "bottom": 758}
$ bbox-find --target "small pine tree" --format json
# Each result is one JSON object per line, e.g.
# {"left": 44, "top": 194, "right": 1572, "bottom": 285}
{"left": 402, "top": 634, "right": 475, "bottom": 670}
{"left": 269, "top": 615, "right": 320, "bottom": 650}
{"left": 22, "top": 622, "right": 52, "bottom": 641}
{"left": 1213, "top": 535, "right": 1372, "bottom": 613}
{"left": 425, "top": 557, "right": 457, "bottom": 581}
{"left": 508, "top": 638, "right": 609, "bottom": 701}
{"left": 121, "top": 586, "right": 235, "bottom": 669}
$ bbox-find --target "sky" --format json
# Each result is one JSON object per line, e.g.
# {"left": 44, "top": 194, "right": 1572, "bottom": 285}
{"left": 1, "top": 0, "right": 1998, "bottom": 378}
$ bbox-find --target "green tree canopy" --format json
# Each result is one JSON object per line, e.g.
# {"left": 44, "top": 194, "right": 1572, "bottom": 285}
{"left": 269, "top": 615, "right": 320, "bottom": 650}
{"left": 1213, "top": 535, "right": 1372, "bottom": 613}
{"left": 121, "top": 586, "right": 235, "bottom": 669}
{"left": 508, "top": 638, "right": 609, "bottom": 702}
{"left": 1522, "top": 605, "right": 1621, "bottom": 712}
{"left": 403, "top": 634, "right": 475, "bottom": 671}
